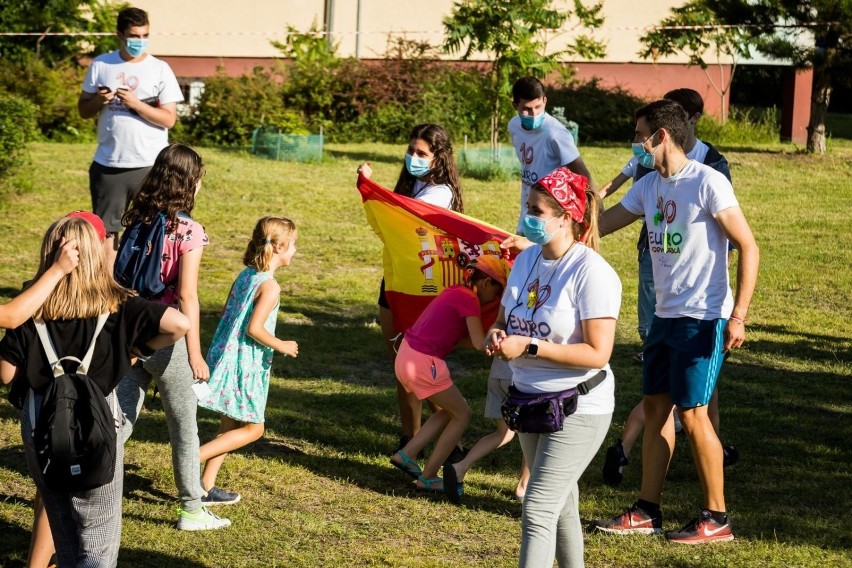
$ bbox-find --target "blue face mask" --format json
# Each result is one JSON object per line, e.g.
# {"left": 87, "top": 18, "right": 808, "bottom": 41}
{"left": 405, "top": 153, "right": 432, "bottom": 178}
{"left": 125, "top": 38, "right": 149, "bottom": 58}
{"left": 520, "top": 113, "right": 545, "bottom": 130}
{"left": 631, "top": 130, "right": 660, "bottom": 169}
{"left": 522, "top": 215, "right": 559, "bottom": 245}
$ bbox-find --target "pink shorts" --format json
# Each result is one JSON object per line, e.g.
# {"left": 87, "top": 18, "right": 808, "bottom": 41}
{"left": 394, "top": 338, "right": 453, "bottom": 400}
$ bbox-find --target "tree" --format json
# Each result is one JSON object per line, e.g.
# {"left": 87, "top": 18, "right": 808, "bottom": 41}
{"left": 708, "top": 0, "right": 852, "bottom": 154}
{"left": 442, "top": 0, "right": 606, "bottom": 150}
{"left": 272, "top": 23, "right": 344, "bottom": 128}
{"left": 0, "top": 0, "right": 120, "bottom": 65}
{"left": 638, "top": 2, "right": 752, "bottom": 123}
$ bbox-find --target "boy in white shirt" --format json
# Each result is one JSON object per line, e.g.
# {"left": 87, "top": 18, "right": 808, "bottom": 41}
{"left": 508, "top": 76, "right": 594, "bottom": 234}
{"left": 78, "top": 7, "right": 183, "bottom": 267}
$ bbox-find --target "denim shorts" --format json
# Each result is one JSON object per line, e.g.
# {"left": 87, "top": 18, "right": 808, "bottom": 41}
{"left": 642, "top": 316, "right": 726, "bottom": 408}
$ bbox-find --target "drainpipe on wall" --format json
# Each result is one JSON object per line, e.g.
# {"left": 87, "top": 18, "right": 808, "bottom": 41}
{"left": 355, "top": 0, "right": 362, "bottom": 59}
{"left": 325, "top": 0, "right": 335, "bottom": 49}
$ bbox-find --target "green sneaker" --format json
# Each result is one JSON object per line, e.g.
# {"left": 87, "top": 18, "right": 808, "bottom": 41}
{"left": 176, "top": 506, "right": 231, "bottom": 531}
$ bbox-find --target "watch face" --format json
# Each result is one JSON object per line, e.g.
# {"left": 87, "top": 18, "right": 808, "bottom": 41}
{"left": 527, "top": 339, "right": 539, "bottom": 357}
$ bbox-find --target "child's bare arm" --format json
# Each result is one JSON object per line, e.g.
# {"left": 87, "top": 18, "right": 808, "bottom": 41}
{"left": 0, "top": 237, "right": 78, "bottom": 329}
{"left": 177, "top": 247, "right": 209, "bottom": 380}
{"left": 247, "top": 279, "right": 299, "bottom": 357}
{"left": 465, "top": 315, "right": 487, "bottom": 351}
{"left": 0, "top": 358, "right": 18, "bottom": 385}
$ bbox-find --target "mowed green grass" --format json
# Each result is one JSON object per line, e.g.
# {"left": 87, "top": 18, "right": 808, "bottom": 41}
{"left": 0, "top": 141, "right": 849, "bottom": 567}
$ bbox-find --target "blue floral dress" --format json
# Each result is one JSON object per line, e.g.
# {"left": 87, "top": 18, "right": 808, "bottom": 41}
{"left": 199, "top": 268, "right": 278, "bottom": 423}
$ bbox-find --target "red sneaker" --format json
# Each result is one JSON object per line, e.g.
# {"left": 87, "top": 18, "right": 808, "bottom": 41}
{"left": 592, "top": 504, "right": 662, "bottom": 535}
{"left": 665, "top": 509, "right": 734, "bottom": 544}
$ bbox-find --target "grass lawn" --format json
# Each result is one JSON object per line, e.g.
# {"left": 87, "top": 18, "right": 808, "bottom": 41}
{"left": 0, "top": 141, "right": 849, "bottom": 567}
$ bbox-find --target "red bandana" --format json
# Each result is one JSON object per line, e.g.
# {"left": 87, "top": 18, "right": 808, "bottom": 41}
{"left": 535, "top": 167, "right": 588, "bottom": 224}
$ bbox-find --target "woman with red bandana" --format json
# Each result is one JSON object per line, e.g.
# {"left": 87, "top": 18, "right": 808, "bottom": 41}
{"left": 486, "top": 167, "right": 621, "bottom": 566}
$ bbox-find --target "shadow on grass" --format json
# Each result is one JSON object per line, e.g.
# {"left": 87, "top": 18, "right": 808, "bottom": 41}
{"left": 718, "top": 146, "right": 792, "bottom": 155}
{"left": 0, "top": 518, "right": 33, "bottom": 568}
{"left": 117, "top": 548, "right": 208, "bottom": 568}
{"left": 747, "top": 322, "right": 852, "bottom": 363}
{"left": 0, "top": 444, "right": 29, "bottom": 480}
{"left": 124, "top": 463, "right": 178, "bottom": 505}
{"left": 104, "top": 296, "right": 852, "bottom": 552}
{"left": 0, "top": 519, "right": 207, "bottom": 567}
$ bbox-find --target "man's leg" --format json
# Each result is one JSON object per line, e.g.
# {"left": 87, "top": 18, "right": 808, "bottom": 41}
{"left": 638, "top": 393, "right": 676, "bottom": 503}
{"left": 593, "top": 316, "right": 670, "bottom": 534}
{"left": 636, "top": 248, "right": 655, "bottom": 346}
{"left": 88, "top": 162, "right": 149, "bottom": 271}
{"left": 663, "top": 317, "right": 734, "bottom": 544}
{"left": 678, "top": 405, "right": 725, "bottom": 511}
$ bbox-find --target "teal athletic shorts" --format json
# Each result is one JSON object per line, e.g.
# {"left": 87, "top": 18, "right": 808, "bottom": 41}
{"left": 642, "top": 316, "right": 727, "bottom": 408}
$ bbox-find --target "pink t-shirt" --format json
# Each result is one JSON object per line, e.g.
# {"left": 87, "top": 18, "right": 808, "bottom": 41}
{"left": 159, "top": 216, "right": 209, "bottom": 306}
{"left": 405, "top": 285, "right": 481, "bottom": 358}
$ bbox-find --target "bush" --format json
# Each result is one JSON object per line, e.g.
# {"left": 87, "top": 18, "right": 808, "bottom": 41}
{"left": 0, "top": 93, "right": 38, "bottom": 177}
{"left": 0, "top": 55, "right": 96, "bottom": 142}
{"left": 418, "top": 66, "right": 497, "bottom": 144}
{"left": 545, "top": 79, "right": 647, "bottom": 143}
{"left": 186, "top": 67, "right": 307, "bottom": 147}
{"left": 696, "top": 106, "right": 779, "bottom": 145}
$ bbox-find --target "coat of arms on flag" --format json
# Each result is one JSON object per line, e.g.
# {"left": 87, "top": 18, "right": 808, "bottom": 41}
{"left": 357, "top": 174, "right": 514, "bottom": 334}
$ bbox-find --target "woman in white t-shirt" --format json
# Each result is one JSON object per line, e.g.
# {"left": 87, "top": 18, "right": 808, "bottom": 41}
{"left": 357, "top": 124, "right": 465, "bottom": 452}
{"left": 487, "top": 167, "right": 621, "bottom": 567}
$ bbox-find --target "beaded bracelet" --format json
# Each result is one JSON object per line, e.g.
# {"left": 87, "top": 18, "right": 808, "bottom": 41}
{"left": 729, "top": 316, "right": 746, "bottom": 324}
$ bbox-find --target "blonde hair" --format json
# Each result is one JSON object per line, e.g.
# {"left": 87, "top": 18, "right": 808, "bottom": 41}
{"left": 535, "top": 187, "right": 602, "bottom": 252}
{"left": 243, "top": 216, "right": 297, "bottom": 272}
{"left": 35, "top": 217, "right": 134, "bottom": 320}
{"left": 579, "top": 190, "right": 602, "bottom": 252}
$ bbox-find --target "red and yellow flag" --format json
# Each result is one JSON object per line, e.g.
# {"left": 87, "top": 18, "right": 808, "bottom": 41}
{"left": 358, "top": 174, "right": 514, "bottom": 333}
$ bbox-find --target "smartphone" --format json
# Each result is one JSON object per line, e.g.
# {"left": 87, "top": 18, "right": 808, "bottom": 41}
{"left": 191, "top": 380, "right": 212, "bottom": 400}
{"left": 97, "top": 85, "right": 111, "bottom": 93}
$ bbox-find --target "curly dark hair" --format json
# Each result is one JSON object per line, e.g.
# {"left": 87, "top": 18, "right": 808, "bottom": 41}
{"left": 122, "top": 143, "right": 205, "bottom": 229}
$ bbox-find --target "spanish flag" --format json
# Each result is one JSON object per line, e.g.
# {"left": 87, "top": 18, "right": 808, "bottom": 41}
{"left": 357, "top": 174, "right": 514, "bottom": 333}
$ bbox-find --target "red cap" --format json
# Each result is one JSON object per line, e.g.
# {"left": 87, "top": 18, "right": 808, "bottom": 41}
{"left": 66, "top": 210, "right": 107, "bottom": 241}
{"left": 534, "top": 167, "right": 589, "bottom": 224}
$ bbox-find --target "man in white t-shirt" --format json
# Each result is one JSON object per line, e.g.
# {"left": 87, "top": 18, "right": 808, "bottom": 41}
{"left": 593, "top": 99, "right": 759, "bottom": 545}
{"left": 78, "top": 7, "right": 183, "bottom": 266}
{"left": 597, "top": 89, "right": 740, "bottom": 490}
{"left": 508, "top": 77, "right": 594, "bottom": 233}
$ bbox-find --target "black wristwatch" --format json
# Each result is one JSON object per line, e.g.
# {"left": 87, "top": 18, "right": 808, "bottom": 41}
{"left": 525, "top": 337, "right": 540, "bottom": 359}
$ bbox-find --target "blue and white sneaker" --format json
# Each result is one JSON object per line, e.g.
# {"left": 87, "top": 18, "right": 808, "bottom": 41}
{"left": 202, "top": 486, "right": 242, "bottom": 506}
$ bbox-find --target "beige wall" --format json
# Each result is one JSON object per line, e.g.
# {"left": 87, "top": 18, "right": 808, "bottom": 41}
{"left": 132, "top": 0, "right": 708, "bottom": 65}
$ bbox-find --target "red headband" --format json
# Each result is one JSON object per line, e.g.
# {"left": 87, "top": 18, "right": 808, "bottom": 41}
{"left": 535, "top": 167, "right": 589, "bottom": 224}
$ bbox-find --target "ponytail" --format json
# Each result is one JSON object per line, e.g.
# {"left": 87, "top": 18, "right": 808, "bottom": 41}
{"left": 576, "top": 189, "right": 601, "bottom": 252}
{"left": 243, "top": 216, "right": 297, "bottom": 271}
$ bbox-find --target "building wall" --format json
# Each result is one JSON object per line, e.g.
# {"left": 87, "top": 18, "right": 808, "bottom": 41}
{"left": 132, "top": 0, "right": 735, "bottom": 116}
{"left": 134, "top": 0, "right": 702, "bottom": 63}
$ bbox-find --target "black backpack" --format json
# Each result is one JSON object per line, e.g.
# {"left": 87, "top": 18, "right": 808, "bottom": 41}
{"left": 114, "top": 212, "right": 170, "bottom": 299}
{"left": 30, "top": 314, "right": 119, "bottom": 492}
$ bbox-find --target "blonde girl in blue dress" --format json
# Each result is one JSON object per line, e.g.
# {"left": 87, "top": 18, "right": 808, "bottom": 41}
{"left": 198, "top": 216, "right": 299, "bottom": 504}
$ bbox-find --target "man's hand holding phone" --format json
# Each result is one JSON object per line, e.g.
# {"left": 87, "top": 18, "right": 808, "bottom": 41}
{"left": 96, "top": 85, "right": 115, "bottom": 105}
{"left": 114, "top": 85, "right": 140, "bottom": 111}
